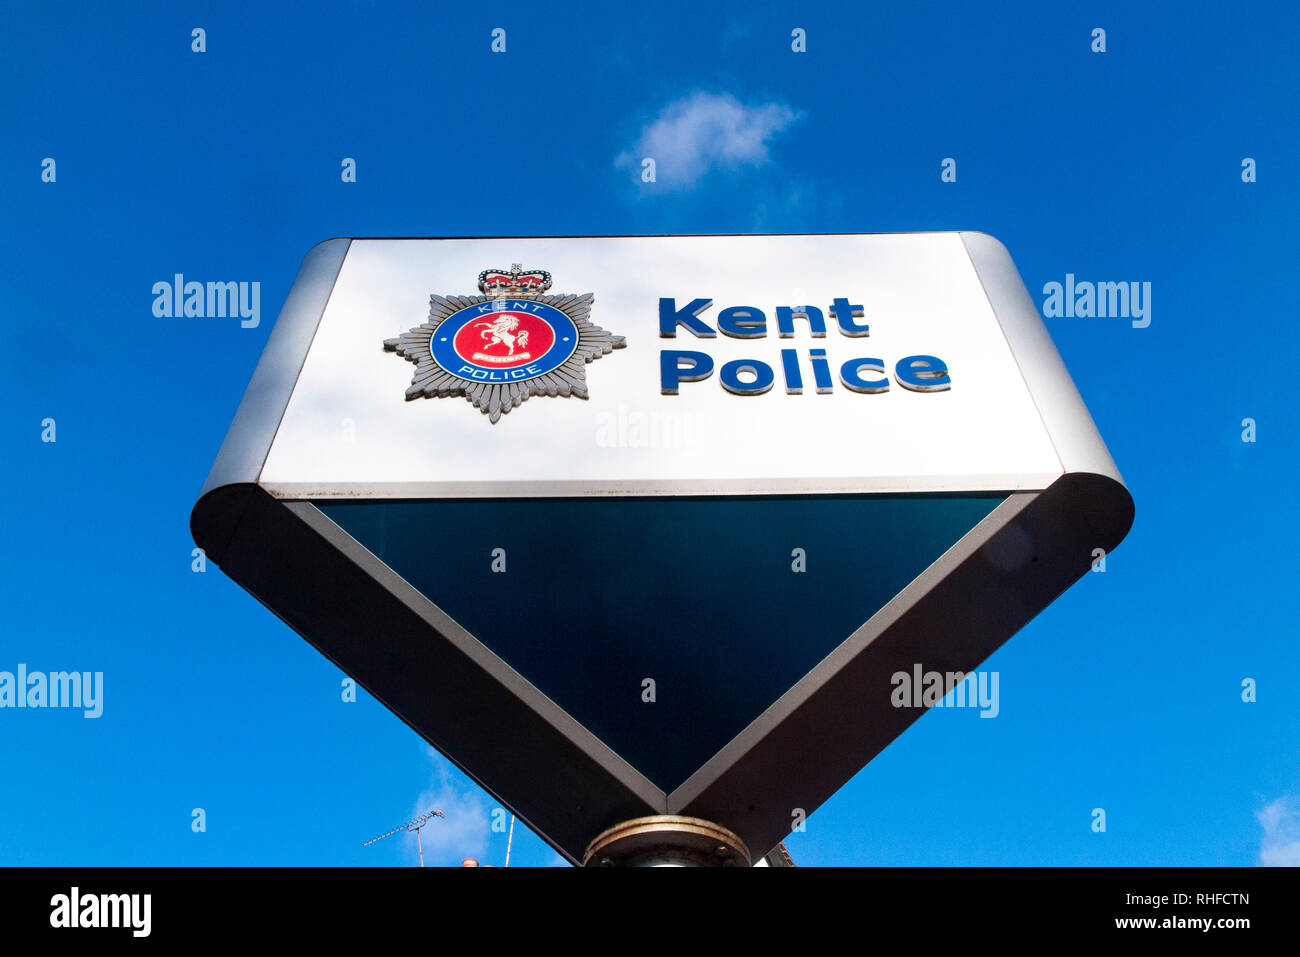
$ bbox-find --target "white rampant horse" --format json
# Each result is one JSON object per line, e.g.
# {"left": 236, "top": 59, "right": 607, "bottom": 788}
{"left": 475, "top": 315, "right": 530, "bottom": 355}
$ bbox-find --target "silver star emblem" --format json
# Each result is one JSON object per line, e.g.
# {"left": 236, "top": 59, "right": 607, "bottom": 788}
{"left": 384, "top": 268, "right": 626, "bottom": 424}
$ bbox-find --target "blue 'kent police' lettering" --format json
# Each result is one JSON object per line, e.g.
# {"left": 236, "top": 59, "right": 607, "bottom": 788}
{"left": 657, "top": 297, "right": 950, "bottom": 396}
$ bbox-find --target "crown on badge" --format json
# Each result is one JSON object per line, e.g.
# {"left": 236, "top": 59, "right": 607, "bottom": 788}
{"left": 478, "top": 264, "right": 552, "bottom": 297}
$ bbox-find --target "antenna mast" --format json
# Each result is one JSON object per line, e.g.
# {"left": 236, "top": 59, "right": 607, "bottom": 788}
{"left": 362, "top": 809, "right": 444, "bottom": 866}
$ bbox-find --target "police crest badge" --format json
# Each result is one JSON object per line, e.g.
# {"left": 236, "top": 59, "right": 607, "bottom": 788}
{"left": 384, "top": 265, "right": 626, "bottom": 423}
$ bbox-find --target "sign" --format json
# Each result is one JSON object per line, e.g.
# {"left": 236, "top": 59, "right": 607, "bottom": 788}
{"left": 191, "top": 233, "right": 1134, "bottom": 863}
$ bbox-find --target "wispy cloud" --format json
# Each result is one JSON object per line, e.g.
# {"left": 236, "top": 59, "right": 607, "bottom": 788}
{"left": 1257, "top": 795, "right": 1300, "bottom": 866}
{"left": 405, "top": 747, "right": 491, "bottom": 867}
{"left": 617, "top": 91, "right": 802, "bottom": 191}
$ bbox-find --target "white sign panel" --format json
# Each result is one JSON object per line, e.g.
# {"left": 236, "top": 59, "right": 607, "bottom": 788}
{"left": 260, "top": 234, "right": 1064, "bottom": 498}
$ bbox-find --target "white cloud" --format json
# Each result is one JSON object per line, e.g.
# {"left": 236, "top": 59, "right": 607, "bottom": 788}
{"left": 403, "top": 747, "right": 492, "bottom": 867}
{"left": 1257, "top": 795, "right": 1300, "bottom": 866}
{"left": 617, "top": 91, "right": 802, "bottom": 190}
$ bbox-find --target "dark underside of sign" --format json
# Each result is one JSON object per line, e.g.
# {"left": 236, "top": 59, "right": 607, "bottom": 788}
{"left": 191, "top": 475, "right": 1132, "bottom": 863}
{"left": 317, "top": 495, "right": 1004, "bottom": 793}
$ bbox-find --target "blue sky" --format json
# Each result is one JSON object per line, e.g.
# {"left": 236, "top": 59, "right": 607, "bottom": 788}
{"left": 1, "top": 0, "right": 1297, "bottom": 866}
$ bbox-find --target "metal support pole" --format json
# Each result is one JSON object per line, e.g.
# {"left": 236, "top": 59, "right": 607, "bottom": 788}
{"left": 582, "top": 816, "right": 750, "bottom": 867}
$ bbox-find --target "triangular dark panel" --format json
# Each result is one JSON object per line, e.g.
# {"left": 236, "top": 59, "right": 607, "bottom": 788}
{"left": 319, "top": 494, "right": 1005, "bottom": 791}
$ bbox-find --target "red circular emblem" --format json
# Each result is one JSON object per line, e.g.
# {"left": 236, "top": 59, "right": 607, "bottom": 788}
{"left": 452, "top": 311, "right": 556, "bottom": 370}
